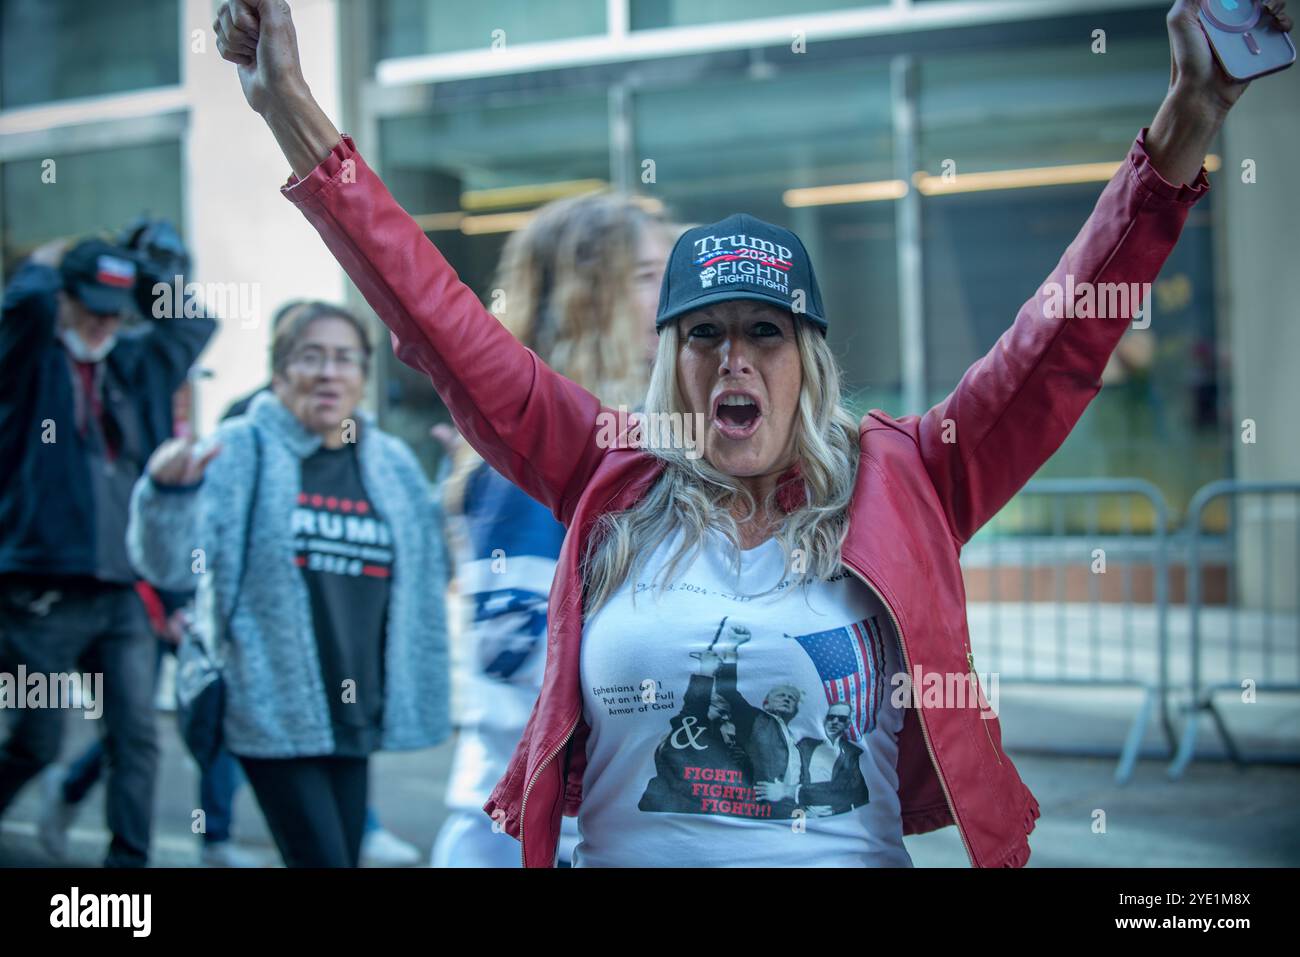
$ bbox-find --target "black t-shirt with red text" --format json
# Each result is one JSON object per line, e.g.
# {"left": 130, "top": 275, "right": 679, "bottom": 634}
{"left": 293, "top": 444, "right": 393, "bottom": 756}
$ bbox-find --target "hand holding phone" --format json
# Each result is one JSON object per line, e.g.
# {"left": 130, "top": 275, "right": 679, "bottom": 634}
{"left": 1198, "top": 0, "right": 1296, "bottom": 80}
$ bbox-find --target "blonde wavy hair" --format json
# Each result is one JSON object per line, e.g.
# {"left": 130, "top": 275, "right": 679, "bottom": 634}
{"left": 443, "top": 191, "right": 669, "bottom": 516}
{"left": 580, "top": 317, "right": 862, "bottom": 616}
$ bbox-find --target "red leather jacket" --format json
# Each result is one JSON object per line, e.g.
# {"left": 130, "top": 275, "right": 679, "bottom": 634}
{"left": 283, "top": 127, "right": 1208, "bottom": 867}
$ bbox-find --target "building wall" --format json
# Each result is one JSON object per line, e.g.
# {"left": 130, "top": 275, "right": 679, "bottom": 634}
{"left": 1223, "top": 61, "right": 1300, "bottom": 610}
{"left": 181, "top": 0, "right": 347, "bottom": 433}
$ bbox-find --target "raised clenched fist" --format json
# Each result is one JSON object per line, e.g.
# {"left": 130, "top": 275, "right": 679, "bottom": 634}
{"left": 213, "top": 0, "right": 307, "bottom": 116}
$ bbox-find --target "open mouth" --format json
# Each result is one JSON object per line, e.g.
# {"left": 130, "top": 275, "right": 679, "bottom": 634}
{"left": 712, "top": 391, "right": 762, "bottom": 440}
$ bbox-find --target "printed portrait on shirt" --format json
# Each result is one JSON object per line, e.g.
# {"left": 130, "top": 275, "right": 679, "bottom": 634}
{"left": 636, "top": 615, "right": 886, "bottom": 820}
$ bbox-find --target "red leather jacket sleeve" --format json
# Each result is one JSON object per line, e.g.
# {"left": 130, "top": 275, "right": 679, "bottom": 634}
{"left": 281, "top": 135, "right": 609, "bottom": 526}
{"left": 916, "top": 126, "right": 1210, "bottom": 546}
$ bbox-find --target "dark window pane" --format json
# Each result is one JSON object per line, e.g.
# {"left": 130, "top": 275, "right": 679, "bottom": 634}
{"left": 631, "top": 0, "right": 887, "bottom": 31}
{"left": 633, "top": 66, "right": 899, "bottom": 412}
{"left": 919, "top": 38, "right": 1229, "bottom": 520}
{"left": 2, "top": 141, "right": 184, "bottom": 273}
{"left": 374, "top": 0, "right": 606, "bottom": 60}
{"left": 377, "top": 91, "right": 611, "bottom": 471}
{"left": 1, "top": 0, "right": 180, "bottom": 109}
{"left": 919, "top": 41, "right": 1169, "bottom": 173}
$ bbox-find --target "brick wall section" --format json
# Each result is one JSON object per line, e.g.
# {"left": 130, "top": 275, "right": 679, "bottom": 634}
{"left": 961, "top": 564, "right": 1230, "bottom": 604}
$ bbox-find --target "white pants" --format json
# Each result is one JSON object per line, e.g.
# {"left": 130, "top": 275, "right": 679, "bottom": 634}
{"left": 431, "top": 810, "right": 579, "bottom": 867}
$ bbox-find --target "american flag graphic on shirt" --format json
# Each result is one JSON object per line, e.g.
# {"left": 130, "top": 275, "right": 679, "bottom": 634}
{"left": 789, "top": 617, "right": 887, "bottom": 741}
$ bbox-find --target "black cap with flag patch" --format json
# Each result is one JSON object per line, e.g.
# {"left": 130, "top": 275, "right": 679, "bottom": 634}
{"left": 655, "top": 212, "right": 826, "bottom": 334}
{"left": 59, "top": 239, "right": 138, "bottom": 317}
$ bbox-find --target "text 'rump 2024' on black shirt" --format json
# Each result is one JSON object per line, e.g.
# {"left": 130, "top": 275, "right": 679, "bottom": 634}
{"left": 292, "top": 444, "right": 392, "bottom": 756}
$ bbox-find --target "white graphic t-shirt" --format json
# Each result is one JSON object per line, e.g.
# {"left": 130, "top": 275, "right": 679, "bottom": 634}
{"left": 573, "top": 529, "right": 913, "bottom": 868}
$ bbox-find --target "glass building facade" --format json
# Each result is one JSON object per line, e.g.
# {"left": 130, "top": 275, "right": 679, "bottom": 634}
{"left": 0, "top": 0, "right": 184, "bottom": 271}
{"left": 364, "top": 0, "right": 1229, "bottom": 523}
{"left": 0, "top": 0, "right": 1262, "bottom": 529}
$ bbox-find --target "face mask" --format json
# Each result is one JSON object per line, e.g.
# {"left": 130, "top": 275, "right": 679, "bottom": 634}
{"left": 58, "top": 325, "right": 118, "bottom": 363}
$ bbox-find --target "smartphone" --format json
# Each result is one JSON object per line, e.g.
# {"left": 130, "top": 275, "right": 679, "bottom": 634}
{"left": 1198, "top": 0, "right": 1296, "bottom": 81}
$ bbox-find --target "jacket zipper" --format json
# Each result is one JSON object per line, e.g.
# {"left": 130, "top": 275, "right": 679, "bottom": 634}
{"left": 841, "top": 557, "right": 976, "bottom": 867}
{"left": 518, "top": 713, "right": 580, "bottom": 867}
{"left": 968, "top": 650, "right": 1002, "bottom": 764}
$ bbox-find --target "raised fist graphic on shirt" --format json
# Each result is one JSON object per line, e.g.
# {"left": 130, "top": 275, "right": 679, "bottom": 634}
{"left": 713, "top": 622, "right": 752, "bottom": 663}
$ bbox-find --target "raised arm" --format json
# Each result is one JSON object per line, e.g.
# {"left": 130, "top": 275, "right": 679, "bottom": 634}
{"left": 714, "top": 661, "right": 761, "bottom": 742}
{"left": 913, "top": 0, "right": 1292, "bottom": 545}
{"left": 213, "top": 0, "right": 610, "bottom": 524}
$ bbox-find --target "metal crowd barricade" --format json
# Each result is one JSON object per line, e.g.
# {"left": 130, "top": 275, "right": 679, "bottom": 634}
{"left": 1169, "top": 480, "right": 1300, "bottom": 778}
{"left": 961, "top": 478, "right": 1172, "bottom": 785}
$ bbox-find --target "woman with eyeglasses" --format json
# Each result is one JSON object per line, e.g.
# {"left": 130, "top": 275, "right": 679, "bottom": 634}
{"left": 214, "top": 0, "right": 1289, "bottom": 866}
{"left": 127, "top": 301, "right": 450, "bottom": 867}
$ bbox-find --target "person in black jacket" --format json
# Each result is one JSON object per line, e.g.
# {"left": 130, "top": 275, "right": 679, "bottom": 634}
{"left": 793, "top": 703, "right": 870, "bottom": 816}
{"left": 0, "top": 229, "right": 215, "bottom": 866}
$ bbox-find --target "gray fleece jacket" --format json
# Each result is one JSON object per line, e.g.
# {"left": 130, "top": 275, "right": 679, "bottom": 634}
{"left": 127, "top": 390, "right": 450, "bottom": 757}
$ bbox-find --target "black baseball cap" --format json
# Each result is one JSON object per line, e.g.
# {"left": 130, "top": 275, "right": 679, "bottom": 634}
{"left": 59, "top": 239, "right": 138, "bottom": 316}
{"left": 655, "top": 213, "right": 826, "bottom": 334}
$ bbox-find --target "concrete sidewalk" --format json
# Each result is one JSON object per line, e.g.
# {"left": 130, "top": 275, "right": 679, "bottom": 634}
{"left": 907, "top": 749, "right": 1300, "bottom": 867}
{"left": 905, "top": 683, "right": 1300, "bottom": 867}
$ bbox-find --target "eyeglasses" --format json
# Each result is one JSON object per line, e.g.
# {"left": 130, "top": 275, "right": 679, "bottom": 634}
{"left": 288, "top": 346, "right": 365, "bottom": 375}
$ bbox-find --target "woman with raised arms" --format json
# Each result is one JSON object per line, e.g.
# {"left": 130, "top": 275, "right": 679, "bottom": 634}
{"left": 213, "top": 0, "right": 1291, "bottom": 867}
